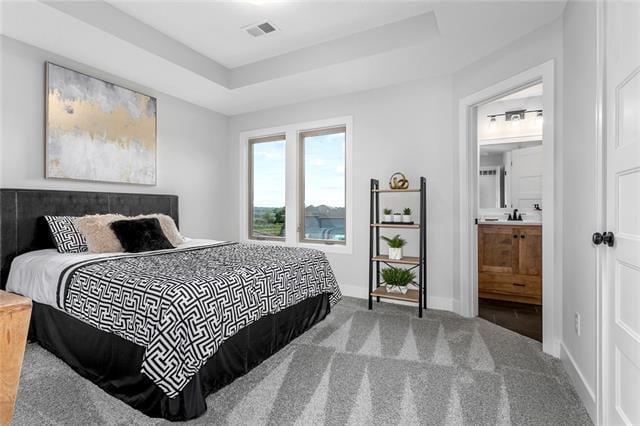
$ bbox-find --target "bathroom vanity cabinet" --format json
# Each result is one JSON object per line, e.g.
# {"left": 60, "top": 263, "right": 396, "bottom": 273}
{"left": 478, "top": 224, "right": 542, "bottom": 305}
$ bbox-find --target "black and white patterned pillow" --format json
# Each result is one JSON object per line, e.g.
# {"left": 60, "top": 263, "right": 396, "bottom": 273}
{"left": 44, "top": 216, "right": 88, "bottom": 253}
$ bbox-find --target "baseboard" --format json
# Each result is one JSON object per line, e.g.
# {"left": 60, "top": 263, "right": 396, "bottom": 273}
{"left": 338, "top": 283, "right": 366, "bottom": 300}
{"left": 451, "top": 298, "right": 462, "bottom": 315}
{"left": 560, "top": 343, "right": 596, "bottom": 422}
{"left": 427, "top": 296, "right": 454, "bottom": 311}
{"left": 338, "top": 284, "right": 455, "bottom": 313}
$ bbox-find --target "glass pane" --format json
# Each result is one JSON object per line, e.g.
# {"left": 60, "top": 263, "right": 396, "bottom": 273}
{"left": 251, "top": 138, "right": 286, "bottom": 239}
{"left": 302, "top": 129, "right": 346, "bottom": 243}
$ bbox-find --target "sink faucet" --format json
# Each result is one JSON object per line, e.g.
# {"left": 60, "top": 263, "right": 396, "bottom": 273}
{"left": 509, "top": 209, "right": 521, "bottom": 221}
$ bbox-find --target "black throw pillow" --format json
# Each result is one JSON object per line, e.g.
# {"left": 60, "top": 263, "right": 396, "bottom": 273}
{"left": 110, "top": 218, "right": 174, "bottom": 253}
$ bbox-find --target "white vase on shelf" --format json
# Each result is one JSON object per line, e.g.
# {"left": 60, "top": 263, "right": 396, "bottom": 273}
{"left": 383, "top": 214, "right": 392, "bottom": 222}
{"left": 386, "top": 285, "right": 408, "bottom": 294}
{"left": 393, "top": 213, "right": 402, "bottom": 222}
{"left": 402, "top": 214, "right": 412, "bottom": 223}
{"left": 388, "top": 247, "right": 402, "bottom": 260}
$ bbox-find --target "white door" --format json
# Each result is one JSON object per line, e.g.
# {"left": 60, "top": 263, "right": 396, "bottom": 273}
{"left": 510, "top": 145, "right": 543, "bottom": 209}
{"left": 604, "top": 2, "right": 640, "bottom": 424}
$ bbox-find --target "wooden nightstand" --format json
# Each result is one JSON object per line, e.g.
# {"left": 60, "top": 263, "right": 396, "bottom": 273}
{"left": 0, "top": 290, "right": 32, "bottom": 425}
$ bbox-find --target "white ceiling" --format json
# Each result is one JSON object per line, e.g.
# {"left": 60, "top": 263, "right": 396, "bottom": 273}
{"left": 107, "top": 1, "right": 434, "bottom": 68}
{"left": 0, "top": 1, "right": 568, "bottom": 116}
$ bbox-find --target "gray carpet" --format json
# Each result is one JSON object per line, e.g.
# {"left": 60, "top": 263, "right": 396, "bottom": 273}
{"left": 12, "top": 297, "right": 592, "bottom": 425}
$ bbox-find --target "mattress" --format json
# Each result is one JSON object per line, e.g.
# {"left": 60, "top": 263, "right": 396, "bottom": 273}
{"left": 6, "top": 238, "right": 221, "bottom": 309}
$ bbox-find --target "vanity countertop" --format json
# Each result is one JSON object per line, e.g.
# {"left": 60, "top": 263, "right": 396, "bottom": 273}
{"left": 478, "top": 220, "right": 541, "bottom": 226}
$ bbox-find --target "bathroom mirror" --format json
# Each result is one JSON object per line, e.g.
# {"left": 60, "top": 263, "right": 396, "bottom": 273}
{"left": 478, "top": 140, "right": 542, "bottom": 209}
{"left": 476, "top": 82, "right": 544, "bottom": 213}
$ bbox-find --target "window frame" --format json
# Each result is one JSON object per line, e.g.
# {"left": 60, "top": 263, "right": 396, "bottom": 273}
{"left": 298, "top": 125, "right": 348, "bottom": 246}
{"left": 240, "top": 117, "right": 352, "bottom": 254}
{"left": 247, "top": 133, "right": 287, "bottom": 242}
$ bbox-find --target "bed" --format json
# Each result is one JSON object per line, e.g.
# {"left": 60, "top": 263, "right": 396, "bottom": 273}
{"left": 0, "top": 189, "right": 341, "bottom": 421}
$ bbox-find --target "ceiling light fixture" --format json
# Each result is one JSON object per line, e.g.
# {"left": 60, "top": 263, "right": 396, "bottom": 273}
{"left": 247, "top": 0, "right": 273, "bottom": 5}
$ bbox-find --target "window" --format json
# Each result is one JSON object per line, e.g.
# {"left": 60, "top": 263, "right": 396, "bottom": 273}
{"left": 299, "top": 126, "right": 346, "bottom": 244}
{"left": 248, "top": 134, "right": 286, "bottom": 240}
{"left": 243, "top": 117, "right": 351, "bottom": 251}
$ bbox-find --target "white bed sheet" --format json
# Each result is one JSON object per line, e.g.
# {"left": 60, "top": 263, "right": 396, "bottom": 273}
{"left": 6, "top": 238, "right": 223, "bottom": 309}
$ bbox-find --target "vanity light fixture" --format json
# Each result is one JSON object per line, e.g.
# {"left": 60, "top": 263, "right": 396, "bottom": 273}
{"left": 486, "top": 109, "right": 543, "bottom": 127}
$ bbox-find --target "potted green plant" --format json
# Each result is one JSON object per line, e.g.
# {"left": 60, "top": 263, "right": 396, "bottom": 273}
{"left": 402, "top": 207, "right": 412, "bottom": 223}
{"left": 393, "top": 211, "right": 402, "bottom": 222}
{"left": 383, "top": 208, "right": 392, "bottom": 223}
{"left": 381, "top": 267, "right": 415, "bottom": 294}
{"left": 381, "top": 234, "right": 407, "bottom": 260}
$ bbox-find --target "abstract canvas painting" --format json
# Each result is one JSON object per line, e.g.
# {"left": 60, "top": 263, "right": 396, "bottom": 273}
{"left": 46, "top": 63, "right": 157, "bottom": 185}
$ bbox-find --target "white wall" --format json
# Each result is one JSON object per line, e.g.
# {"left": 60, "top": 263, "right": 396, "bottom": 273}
{"left": 560, "top": 1, "right": 598, "bottom": 418}
{"left": 451, "top": 18, "right": 564, "bottom": 319}
{"left": 0, "top": 36, "right": 231, "bottom": 240}
{"left": 228, "top": 77, "right": 455, "bottom": 309}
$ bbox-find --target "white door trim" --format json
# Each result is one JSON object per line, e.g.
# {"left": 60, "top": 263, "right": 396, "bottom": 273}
{"left": 457, "top": 60, "right": 560, "bottom": 356}
{"left": 595, "top": 0, "right": 606, "bottom": 423}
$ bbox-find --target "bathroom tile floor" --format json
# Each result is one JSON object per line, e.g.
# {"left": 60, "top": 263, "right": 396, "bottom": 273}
{"left": 478, "top": 298, "right": 542, "bottom": 341}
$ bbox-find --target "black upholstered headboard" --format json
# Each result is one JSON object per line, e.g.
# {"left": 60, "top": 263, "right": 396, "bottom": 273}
{"left": 0, "top": 188, "right": 179, "bottom": 288}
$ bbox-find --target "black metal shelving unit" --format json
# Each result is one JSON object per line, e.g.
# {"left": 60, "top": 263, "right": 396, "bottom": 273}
{"left": 368, "top": 177, "right": 427, "bottom": 317}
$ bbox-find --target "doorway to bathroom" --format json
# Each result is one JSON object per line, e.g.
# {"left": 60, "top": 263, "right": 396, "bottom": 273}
{"left": 476, "top": 83, "right": 544, "bottom": 341}
{"left": 458, "top": 60, "right": 558, "bottom": 355}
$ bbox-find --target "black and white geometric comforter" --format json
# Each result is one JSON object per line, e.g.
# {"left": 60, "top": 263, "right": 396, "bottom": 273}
{"left": 56, "top": 242, "right": 341, "bottom": 397}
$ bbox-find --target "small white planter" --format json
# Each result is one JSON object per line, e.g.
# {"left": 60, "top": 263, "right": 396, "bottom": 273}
{"left": 383, "top": 214, "right": 392, "bottom": 222}
{"left": 386, "top": 285, "right": 408, "bottom": 294}
{"left": 393, "top": 214, "right": 402, "bottom": 222}
{"left": 388, "top": 247, "right": 402, "bottom": 260}
{"left": 402, "top": 214, "right": 412, "bottom": 223}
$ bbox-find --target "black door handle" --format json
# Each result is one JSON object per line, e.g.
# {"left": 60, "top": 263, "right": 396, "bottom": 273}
{"left": 603, "top": 232, "right": 615, "bottom": 247}
{"left": 593, "top": 232, "right": 615, "bottom": 247}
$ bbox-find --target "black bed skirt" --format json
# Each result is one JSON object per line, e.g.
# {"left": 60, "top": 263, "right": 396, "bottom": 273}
{"left": 29, "top": 294, "right": 331, "bottom": 421}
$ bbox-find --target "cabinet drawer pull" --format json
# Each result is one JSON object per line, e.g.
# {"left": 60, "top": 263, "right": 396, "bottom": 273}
{"left": 521, "top": 235, "right": 525, "bottom": 238}
{"left": 512, "top": 283, "right": 526, "bottom": 287}
{"left": 513, "top": 235, "right": 518, "bottom": 238}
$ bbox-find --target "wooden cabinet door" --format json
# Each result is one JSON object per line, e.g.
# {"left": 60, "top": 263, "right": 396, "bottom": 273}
{"left": 515, "top": 227, "right": 542, "bottom": 276}
{"left": 478, "top": 225, "right": 517, "bottom": 274}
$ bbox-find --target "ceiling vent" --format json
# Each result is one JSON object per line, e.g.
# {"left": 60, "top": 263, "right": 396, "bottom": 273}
{"left": 244, "top": 21, "right": 278, "bottom": 37}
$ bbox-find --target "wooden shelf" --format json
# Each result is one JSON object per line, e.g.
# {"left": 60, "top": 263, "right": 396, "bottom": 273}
{"left": 369, "top": 176, "right": 426, "bottom": 317}
{"left": 371, "top": 286, "right": 420, "bottom": 303}
{"left": 372, "top": 189, "right": 421, "bottom": 193}
{"left": 370, "top": 223, "right": 420, "bottom": 229}
{"left": 372, "top": 255, "right": 420, "bottom": 265}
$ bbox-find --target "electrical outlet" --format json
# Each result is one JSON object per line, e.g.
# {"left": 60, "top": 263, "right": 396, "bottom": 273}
{"left": 574, "top": 312, "right": 581, "bottom": 336}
